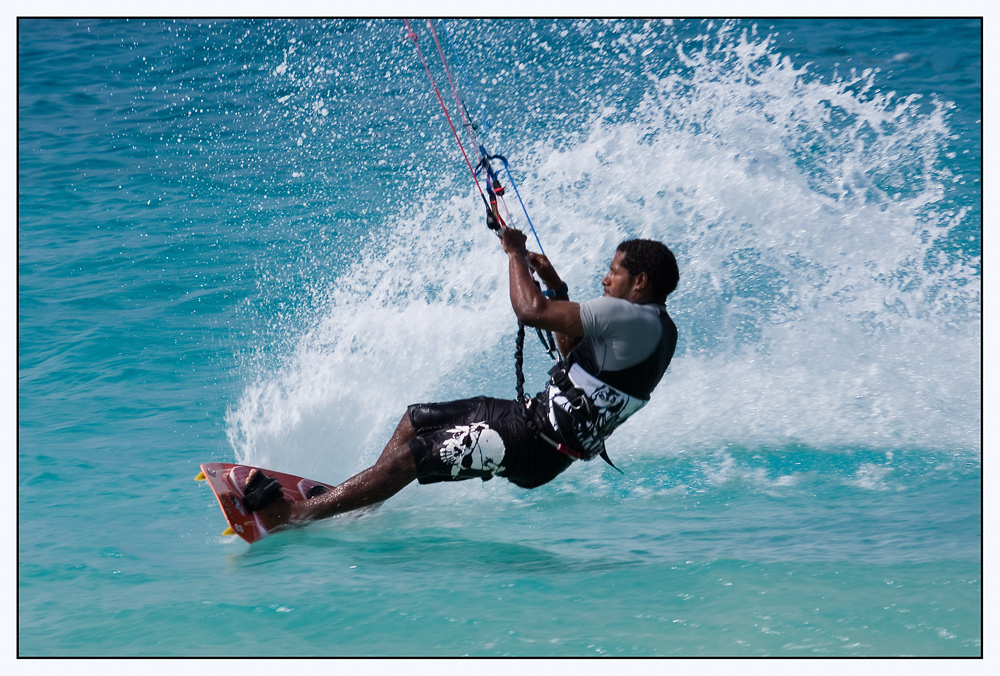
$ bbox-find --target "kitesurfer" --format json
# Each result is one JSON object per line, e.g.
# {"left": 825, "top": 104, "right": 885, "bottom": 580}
{"left": 243, "top": 225, "right": 679, "bottom": 529}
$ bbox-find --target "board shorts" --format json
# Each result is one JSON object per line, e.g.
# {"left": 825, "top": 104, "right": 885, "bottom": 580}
{"left": 406, "top": 396, "right": 573, "bottom": 489}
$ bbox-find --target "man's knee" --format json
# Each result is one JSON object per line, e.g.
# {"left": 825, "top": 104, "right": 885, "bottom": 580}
{"left": 398, "top": 409, "right": 415, "bottom": 436}
{"left": 378, "top": 437, "right": 418, "bottom": 476}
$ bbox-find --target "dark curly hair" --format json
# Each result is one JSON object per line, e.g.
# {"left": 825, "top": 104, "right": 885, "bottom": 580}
{"left": 617, "top": 239, "right": 679, "bottom": 302}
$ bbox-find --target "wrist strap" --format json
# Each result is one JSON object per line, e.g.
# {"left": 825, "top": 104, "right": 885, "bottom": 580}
{"left": 542, "top": 282, "right": 569, "bottom": 298}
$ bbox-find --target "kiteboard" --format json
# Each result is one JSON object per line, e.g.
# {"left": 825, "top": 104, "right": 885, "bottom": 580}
{"left": 196, "top": 462, "right": 334, "bottom": 544}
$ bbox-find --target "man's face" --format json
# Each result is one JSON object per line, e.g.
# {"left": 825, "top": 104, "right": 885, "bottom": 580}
{"left": 601, "top": 251, "right": 635, "bottom": 300}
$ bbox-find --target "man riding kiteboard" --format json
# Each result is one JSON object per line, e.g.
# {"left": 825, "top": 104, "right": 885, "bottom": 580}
{"left": 240, "top": 223, "right": 679, "bottom": 529}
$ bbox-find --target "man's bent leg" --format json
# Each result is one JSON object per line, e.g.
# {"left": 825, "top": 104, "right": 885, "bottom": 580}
{"left": 289, "top": 440, "right": 417, "bottom": 523}
{"left": 293, "top": 411, "right": 418, "bottom": 522}
{"left": 252, "top": 412, "right": 419, "bottom": 529}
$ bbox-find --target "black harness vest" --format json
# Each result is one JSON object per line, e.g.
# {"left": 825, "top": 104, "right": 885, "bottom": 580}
{"left": 540, "top": 304, "right": 677, "bottom": 465}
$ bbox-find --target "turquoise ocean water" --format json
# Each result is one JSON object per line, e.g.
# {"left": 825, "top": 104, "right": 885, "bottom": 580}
{"left": 18, "top": 18, "right": 981, "bottom": 657}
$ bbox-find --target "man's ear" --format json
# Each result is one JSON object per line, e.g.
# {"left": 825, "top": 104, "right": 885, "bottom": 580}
{"left": 632, "top": 271, "right": 649, "bottom": 293}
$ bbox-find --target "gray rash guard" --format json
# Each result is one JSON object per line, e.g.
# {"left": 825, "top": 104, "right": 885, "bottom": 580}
{"left": 578, "top": 296, "right": 665, "bottom": 372}
{"left": 542, "top": 296, "right": 677, "bottom": 459}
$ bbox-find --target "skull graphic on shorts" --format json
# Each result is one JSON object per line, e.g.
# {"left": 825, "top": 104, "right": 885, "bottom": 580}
{"left": 438, "top": 422, "right": 507, "bottom": 478}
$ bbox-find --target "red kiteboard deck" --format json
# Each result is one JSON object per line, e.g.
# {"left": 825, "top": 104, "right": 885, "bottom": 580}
{"left": 196, "top": 463, "right": 335, "bottom": 544}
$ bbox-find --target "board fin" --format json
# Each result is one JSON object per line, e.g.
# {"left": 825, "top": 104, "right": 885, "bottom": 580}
{"left": 221, "top": 527, "right": 236, "bottom": 536}
{"left": 194, "top": 471, "right": 206, "bottom": 481}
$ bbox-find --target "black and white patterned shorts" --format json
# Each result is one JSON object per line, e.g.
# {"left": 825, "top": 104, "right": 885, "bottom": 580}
{"left": 406, "top": 396, "right": 572, "bottom": 489}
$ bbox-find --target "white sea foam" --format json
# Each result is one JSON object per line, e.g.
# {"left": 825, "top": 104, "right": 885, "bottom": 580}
{"left": 226, "top": 23, "right": 980, "bottom": 481}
